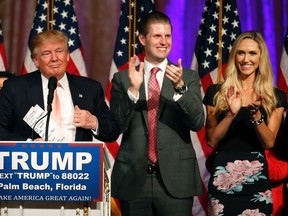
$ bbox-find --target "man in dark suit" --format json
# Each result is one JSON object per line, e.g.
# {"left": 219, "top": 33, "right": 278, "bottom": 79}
{"left": 110, "top": 11, "right": 204, "bottom": 216}
{"left": 0, "top": 71, "right": 14, "bottom": 90}
{"left": 0, "top": 30, "right": 120, "bottom": 142}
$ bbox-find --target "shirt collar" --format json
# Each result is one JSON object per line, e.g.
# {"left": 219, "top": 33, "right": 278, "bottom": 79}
{"left": 41, "top": 73, "right": 69, "bottom": 90}
{"left": 144, "top": 58, "right": 168, "bottom": 75}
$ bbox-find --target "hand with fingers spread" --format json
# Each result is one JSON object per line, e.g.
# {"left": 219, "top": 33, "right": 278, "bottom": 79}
{"left": 225, "top": 86, "right": 241, "bottom": 116}
{"left": 128, "top": 55, "right": 144, "bottom": 97}
{"left": 165, "top": 58, "right": 185, "bottom": 88}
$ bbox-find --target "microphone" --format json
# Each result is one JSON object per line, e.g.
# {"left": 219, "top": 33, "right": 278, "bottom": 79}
{"left": 47, "top": 76, "right": 57, "bottom": 112}
{"left": 31, "top": 77, "right": 57, "bottom": 141}
{"left": 45, "top": 76, "right": 57, "bottom": 141}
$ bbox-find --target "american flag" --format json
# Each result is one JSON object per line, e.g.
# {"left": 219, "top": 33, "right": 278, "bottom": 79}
{"left": 0, "top": 20, "right": 7, "bottom": 71}
{"left": 277, "top": 28, "right": 288, "bottom": 96}
{"left": 105, "top": 1, "right": 154, "bottom": 215}
{"left": 191, "top": 0, "right": 241, "bottom": 215}
{"left": 22, "top": 0, "right": 87, "bottom": 76}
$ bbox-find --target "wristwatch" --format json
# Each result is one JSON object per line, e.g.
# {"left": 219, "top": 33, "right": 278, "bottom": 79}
{"left": 174, "top": 85, "right": 188, "bottom": 94}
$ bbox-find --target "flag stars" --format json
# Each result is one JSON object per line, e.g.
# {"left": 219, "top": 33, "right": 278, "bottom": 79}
{"left": 39, "top": 13, "right": 46, "bottom": 22}
{"left": 207, "top": 36, "right": 214, "bottom": 44}
{"left": 120, "top": 38, "right": 126, "bottom": 44}
{"left": 68, "top": 38, "right": 74, "bottom": 47}
{"left": 228, "top": 44, "right": 233, "bottom": 52}
{"left": 61, "top": 10, "right": 68, "bottom": 18}
{"left": 132, "top": 43, "right": 138, "bottom": 49}
{"left": 130, "top": 2, "right": 135, "bottom": 8}
{"left": 59, "top": 22, "right": 66, "bottom": 30}
{"left": 221, "top": 28, "right": 227, "bottom": 36}
{"left": 202, "top": 60, "right": 210, "bottom": 69}
{"left": 64, "top": 0, "right": 70, "bottom": 6}
{"left": 49, "top": 19, "right": 56, "bottom": 26}
{"left": 124, "top": 26, "right": 129, "bottom": 32}
{"left": 201, "top": 17, "right": 205, "bottom": 24}
{"left": 217, "top": 41, "right": 225, "bottom": 48}
{"left": 225, "top": 4, "right": 232, "bottom": 12}
{"left": 223, "top": 16, "right": 229, "bottom": 24}
{"left": 68, "top": 27, "right": 76, "bottom": 35}
{"left": 212, "top": 12, "right": 219, "bottom": 20}
{"left": 42, "top": 1, "right": 48, "bottom": 10}
{"left": 210, "top": 24, "right": 217, "bottom": 32}
{"left": 204, "top": 48, "right": 212, "bottom": 57}
{"left": 117, "top": 50, "right": 123, "bottom": 57}
{"left": 53, "top": 6, "right": 59, "bottom": 14}
{"left": 232, "top": 20, "right": 239, "bottom": 28}
{"left": 71, "top": 15, "right": 77, "bottom": 23}
{"left": 35, "top": 26, "right": 44, "bottom": 33}
{"left": 140, "top": 6, "right": 144, "bottom": 12}
{"left": 230, "top": 32, "right": 237, "bottom": 41}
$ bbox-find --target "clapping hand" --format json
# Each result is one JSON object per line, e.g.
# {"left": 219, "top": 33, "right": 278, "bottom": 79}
{"left": 225, "top": 86, "right": 241, "bottom": 115}
{"left": 128, "top": 55, "right": 144, "bottom": 97}
{"left": 248, "top": 95, "right": 262, "bottom": 117}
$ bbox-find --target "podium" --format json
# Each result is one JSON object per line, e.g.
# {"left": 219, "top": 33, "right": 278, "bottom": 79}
{"left": 0, "top": 141, "right": 111, "bottom": 216}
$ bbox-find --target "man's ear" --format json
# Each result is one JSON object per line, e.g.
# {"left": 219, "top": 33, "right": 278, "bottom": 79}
{"left": 33, "top": 59, "right": 39, "bottom": 67}
{"left": 138, "top": 34, "right": 145, "bottom": 46}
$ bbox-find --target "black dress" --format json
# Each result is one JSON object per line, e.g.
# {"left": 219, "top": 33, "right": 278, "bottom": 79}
{"left": 203, "top": 84, "right": 287, "bottom": 216}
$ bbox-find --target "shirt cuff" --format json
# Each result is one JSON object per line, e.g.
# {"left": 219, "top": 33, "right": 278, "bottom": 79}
{"left": 91, "top": 128, "right": 99, "bottom": 136}
{"left": 127, "top": 89, "right": 139, "bottom": 103}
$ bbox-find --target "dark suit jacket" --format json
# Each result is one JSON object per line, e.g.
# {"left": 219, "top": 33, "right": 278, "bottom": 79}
{"left": 110, "top": 66, "right": 205, "bottom": 201}
{"left": 0, "top": 70, "right": 120, "bottom": 142}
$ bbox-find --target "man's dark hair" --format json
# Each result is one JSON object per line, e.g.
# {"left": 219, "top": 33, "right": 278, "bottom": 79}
{"left": 138, "top": 11, "right": 172, "bottom": 36}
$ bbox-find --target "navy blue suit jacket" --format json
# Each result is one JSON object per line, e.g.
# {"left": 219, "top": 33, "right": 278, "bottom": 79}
{"left": 0, "top": 70, "right": 120, "bottom": 142}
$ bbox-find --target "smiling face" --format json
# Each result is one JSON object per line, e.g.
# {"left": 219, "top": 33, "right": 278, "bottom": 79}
{"left": 32, "top": 40, "right": 69, "bottom": 80}
{"left": 138, "top": 22, "right": 172, "bottom": 65}
{"left": 235, "top": 38, "right": 261, "bottom": 79}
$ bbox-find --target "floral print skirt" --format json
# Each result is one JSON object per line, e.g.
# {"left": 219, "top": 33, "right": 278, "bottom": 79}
{"left": 208, "top": 151, "right": 273, "bottom": 216}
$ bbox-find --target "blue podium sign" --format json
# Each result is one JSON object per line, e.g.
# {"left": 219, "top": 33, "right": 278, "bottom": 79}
{"left": 0, "top": 142, "right": 103, "bottom": 202}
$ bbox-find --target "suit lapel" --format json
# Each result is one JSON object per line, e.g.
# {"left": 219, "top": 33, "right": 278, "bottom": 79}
{"left": 158, "top": 76, "right": 174, "bottom": 115}
{"left": 67, "top": 74, "right": 84, "bottom": 107}
{"left": 26, "top": 71, "right": 45, "bottom": 110}
{"left": 138, "top": 82, "right": 148, "bottom": 128}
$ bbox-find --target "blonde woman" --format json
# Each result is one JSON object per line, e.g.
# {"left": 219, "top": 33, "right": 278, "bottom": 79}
{"left": 203, "top": 31, "right": 287, "bottom": 215}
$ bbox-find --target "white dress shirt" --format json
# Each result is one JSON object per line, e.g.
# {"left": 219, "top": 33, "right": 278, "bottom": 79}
{"left": 41, "top": 73, "right": 76, "bottom": 141}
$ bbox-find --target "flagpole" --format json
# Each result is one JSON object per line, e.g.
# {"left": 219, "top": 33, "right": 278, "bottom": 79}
{"left": 133, "top": 0, "right": 137, "bottom": 56}
{"left": 217, "top": 0, "right": 223, "bottom": 83}
{"left": 49, "top": 0, "right": 55, "bottom": 30}
{"left": 128, "top": 0, "right": 132, "bottom": 60}
{"left": 46, "top": 0, "right": 50, "bottom": 30}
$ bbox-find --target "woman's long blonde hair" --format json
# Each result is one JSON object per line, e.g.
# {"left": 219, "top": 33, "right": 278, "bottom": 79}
{"left": 214, "top": 31, "right": 277, "bottom": 118}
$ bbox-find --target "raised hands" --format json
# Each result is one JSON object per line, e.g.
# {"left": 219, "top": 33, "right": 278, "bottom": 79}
{"left": 225, "top": 86, "right": 241, "bottom": 115}
{"left": 165, "top": 58, "right": 184, "bottom": 88}
{"left": 248, "top": 95, "right": 263, "bottom": 119}
{"left": 128, "top": 55, "right": 144, "bottom": 97}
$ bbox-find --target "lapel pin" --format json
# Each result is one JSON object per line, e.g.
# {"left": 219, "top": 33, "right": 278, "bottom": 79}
{"left": 79, "top": 94, "right": 83, "bottom": 98}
